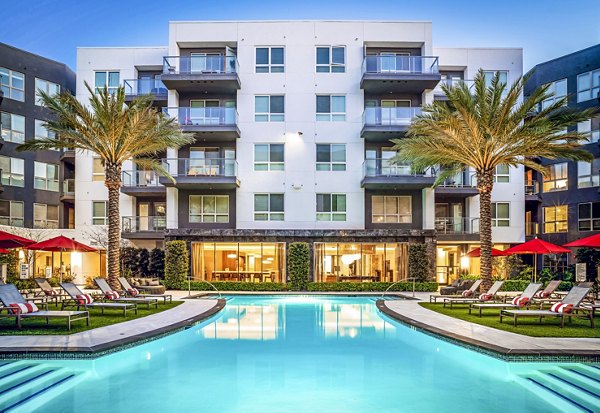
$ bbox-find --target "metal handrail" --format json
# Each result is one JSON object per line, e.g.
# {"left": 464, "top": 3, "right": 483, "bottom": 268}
{"left": 123, "top": 78, "right": 167, "bottom": 96}
{"left": 163, "top": 55, "right": 238, "bottom": 75}
{"left": 381, "top": 277, "right": 417, "bottom": 300}
{"left": 187, "top": 276, "right": 222, "bottom": 299}
{"left": 363, "top": 55, "right": 439, "bottom": 75}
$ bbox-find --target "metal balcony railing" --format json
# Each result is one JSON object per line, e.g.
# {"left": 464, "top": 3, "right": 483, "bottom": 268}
{"left": 62, "top": 179, "right": 75, "bottom": 194}
{"left": 122, "top": 216, "right": 167, "bottom": 233}
{"left": 122, "top": 170, "right": 161, "bottom": 187}
{"left": 363, "top": 159, "right": 427, "bottom": 177}
{"left": 363, "top": 55, "right": 439, "bottom": 75}
{"left": 123, "top": 78, "right": 167, "bottom": 96}
{"left": 525, "top": 180, "right": 539, "bottom": 195}
{"left": 363, "top": 107, "right": 422, "bottom": 127}
{"left": 163, "top": 55, "right": 238, "bottom": 75}
{"left": 162, "top": 158, "right": 238, "bottom": 178}
{"left": 162, "top": 107, "right": 238, "bottom": 126}
{"left": 435, "top": 217, "right": 480, "bottom": 234}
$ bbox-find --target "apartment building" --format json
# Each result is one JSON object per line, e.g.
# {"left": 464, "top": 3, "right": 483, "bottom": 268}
{"left": 524, "top": 44, "right": 600, "bottom": 269}
{"left": 75, "top": 20, "right": 524, "bottom": 284}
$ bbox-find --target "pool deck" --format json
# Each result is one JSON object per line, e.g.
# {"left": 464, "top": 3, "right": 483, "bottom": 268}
{"left": 379, "top": 292, "right": 600, "bottom": 360}
{"left": 0, "top": 296, "right": 224, "bottom": 356}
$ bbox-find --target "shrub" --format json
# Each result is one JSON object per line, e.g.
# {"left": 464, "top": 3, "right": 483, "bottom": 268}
{"left": 165, "top": 241, "right": 189, "bottom": 289}
{"left": 287, "top": 242, "right": 310, "bottom": 291}
{"left": 149, "top": 248, "right": 165, "bottom": 279}
{"left": 408, "top": 244, "right": 431, "bottom": 281}
{"left": 307, "top": 281, "right": 438, "bottom": 292}
{"left": 138, "top": 248, "right": 150, "bottom": 278}
{"left": 121, "top": 247, "right": 140, "bottom": 276}
{"left": 189, "top": 281, "right": 288, "bottom": 292}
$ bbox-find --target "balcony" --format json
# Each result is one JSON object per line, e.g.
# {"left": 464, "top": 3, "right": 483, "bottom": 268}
{"left": 361, "top": 56, "right": 441, "bottom": 93}
{"left": 0, "top": 170, "right": 3, "bottom": 193}
{"left": 361, "top": 107, "right": 421, "bottom": 141}
{"left": 162, "top": 107, "right": 239, "bottom": 141}
{"left": 525, "top": 222, "right": 540, "bottom": 238}
{"left": 361, "top": 159, "right": 434, "bottom": 189}
{"left": 160, "top": 158, "right": 240, "bottom": 189}
{"left": 121, "top": 170, "right": 166, "bottom": 197}
{"left": 434, "top": 170, "right": 478, "bottom": 197}
{"left": 123, "top": 79, "right": 168, "bottom": 105}
{"left": 60, "top": 179, "right": 75, "bottom": 202}
{"left": 122, "top": 216, "right": 166, "bottom": 239}
{"left": 161, "top": 56, "right": 240, "bottom": 93}
{"left": 435, "top": 217, "right": 480, "bottom": 241}
{"left": 433, "top": 79, "right": 475, "bottom": 100}
{"left": 60, "top": 150, "right": 75, "bottom": 164}
{"left": 525, "top": 180, "right": 542, "bottom": 202}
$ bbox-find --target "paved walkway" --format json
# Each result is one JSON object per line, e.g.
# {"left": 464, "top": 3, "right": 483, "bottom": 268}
{"left": 380, "top": 292, "right": 600, "bottom": 359}
{"left": 0, "top": 298, "right": 223, "bottom": 355}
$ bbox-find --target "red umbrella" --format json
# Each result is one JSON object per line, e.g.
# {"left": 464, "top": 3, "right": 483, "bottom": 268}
{"left": 0, "top": 230, "right": 35, "bottom": 249}
{"left": 465, "top": 247, "right": 507, "bottom": 257}
{"left": 26, "top": 236, "right": 96, "bottom": 282}
{"left": 504, "top": 237, "right": 571, "bottom": 282}
{"left": 564, "top": 233, "right": 600, "bottom": 248}
{"left": 0, "top": 248, "right": 10, "bottom": 254}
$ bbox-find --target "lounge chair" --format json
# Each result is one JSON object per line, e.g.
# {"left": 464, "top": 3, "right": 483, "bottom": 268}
{"left": 443, "top": 281, "right": 505, "bottom": 308}
{"left": 60, "top": 282, "right": 137, "bottom": 316}
{"left": 500, "top": 286, "right": 594, "bottom": 328}
{"left": 95, "top": 278, "right": 158, "bottom": 309}
{"left": 34, "top": 278, "right": 70, "bottom": 304}
{"left": 531, "top": 280, "right": 561, "bottom": 301}
{"left": 430, "top": 280, "right": 482, "bottom": 303}
{"left": 0, "top": 284, "right": 88, "bottom": 330}
{"left": 534, "top": 281, "right": 594, "bottom": 305}
{"left": 469, "top": 283, "right": 542, "bottom": 317}
{"left": 118, "top": 277, "right": 172, "bottom": 303}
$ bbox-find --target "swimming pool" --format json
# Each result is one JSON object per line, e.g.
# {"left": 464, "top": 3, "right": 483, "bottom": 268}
{"left": 2, "top": 295, "right": 599, "bottom": 412}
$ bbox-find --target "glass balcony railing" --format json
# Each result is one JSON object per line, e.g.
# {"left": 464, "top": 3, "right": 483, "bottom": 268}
{"left": 435, "top": 217, "right": 480, "bottom": 234}
{"left": 122, "top": 170, "right": 161, "bottom": 187}
{"left": 122, "top": 216, "right": 166, "bottom": 233}
{"left": 163, "top": 56, "right": 238, "bottom": 75}
{"left": 162, "top": 158, "right": 238, "bottom": 178}
{"left": 433, "top": 169, "right": 476, "bottom": 187}
{"left": 62, "top": 179, "right": 75, "bottom": 194}
{"left": 363, "top": 107, "right": 422, "bottom": 127}
{"left": 162, "top": 107, "right": 238, "bottom": 126}
{"left": 363, "top": 159, "right": 428, "bottom": 177}
{"left": 123, "top": 79, "right": 167, "bottom": 97}
{"left": 363, "top": 55, "right": 439, "bottom": 75}
{"left": 525, "top": 180, "right": 539, "bottom": 195}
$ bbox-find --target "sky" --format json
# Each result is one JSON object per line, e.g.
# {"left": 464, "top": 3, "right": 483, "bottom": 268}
{"left": 1, "top": 0, "right": 599, "bottom": 72}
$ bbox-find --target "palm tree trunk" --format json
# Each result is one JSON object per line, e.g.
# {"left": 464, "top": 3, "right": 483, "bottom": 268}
{"left": 105, "top": 164, "right": 122, "bottom": 290}
{"left": 477, "top": 170, "right": 494, "bottom": 292}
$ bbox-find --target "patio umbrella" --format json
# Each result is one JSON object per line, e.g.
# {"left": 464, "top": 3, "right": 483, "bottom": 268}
{"left": 465, "top": 247, "right": 507, "bottom": 257}
{"left": 0, "top": 230, "right": 35, "bottom": 249}
{"left": 26, "top": 236, "right": 96, "bottom": 282}
{"left": 564, "top": 233, "right": 600, "bottom": 248}
{"left": 504, "top": 237, "right": 571, "bottom": 282}
{"left": 0, "top": 248, "right": 10, "bottom": 254}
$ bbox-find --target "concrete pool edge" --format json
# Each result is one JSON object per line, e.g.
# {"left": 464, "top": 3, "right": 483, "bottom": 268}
{"left": 377, "top": 299, "right": 600, "bottom": 362}
{"left": 0, "top": 299, "right": 226, "bottom": 359}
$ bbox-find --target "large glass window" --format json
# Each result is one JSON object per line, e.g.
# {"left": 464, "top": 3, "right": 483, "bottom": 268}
{"left": 483, "top": 70, "right": 508, "bottom": 87}
{"left": 94, "top": 71, "right": 119, "bottom": 94}
{"left": 316, "top": 144, "right": 346, "bottom": 171}
{"left": 255, "top": 95, "right": 284, "bottom": 122}
{"left": 0, "top": 156, "right": 24, "bottom": 187}
{"left": 494, "top": 164, "right": 510, "bottom": 183}
{"left": 577, "top": 160, "right": 600, "bottom": 188}
{"left": 35, "top": 78, "right": 60, "bottom": 105}
{"left": 0, "top": 200, "right": 24, "bottom": 227}
{"left": 34, "top": 161, "right": 59, "bottom": 191}
{"left": 317, "top": 194, "right": 346, "bottom": 221}
{"left": 492, "top": 202, "right": 510, "bottom": 227}
{"left": 372, "top": 196, "right": 412, "bottom": 223}
{"left": 254, "top": 144, "right": 284, "bottom": 171}
{"left": 578, "top": 202, "right": 600, "bottom": 232}
{"left": 189, "top": 195, "right": 229, "bottom": 223}
{"left": 1, "top": 112, "right": 25, "bottom": 143}
{"left": 316, "top": 46, "right": 346, "bottom": 73}
{"left": 0, "top": 67, "right": 25, "bottom": 101}
{"left": 33, "top": 203, "right": 59, "bottom": 229}
{"left": 316, "top": 95, "right": 346, "bottom": 121}
{"left": 92, "top": 158, "right": 105, "bottom": 181}
{"left": 543, "top": 162, "right": 568, "bottom": 192}
{"left": 577, "top": 69, "right": 600, "bottom": 103}
{"left": 254, "top": 194, "right": 284, "bottom": 221}
{"left": 34, "top": 119, "right": 56, "bottom": 139}
{"left": 92, "top": 201, "right": 108, "bottom": 225}
{"left": 544, "top": 205, "right": 568, "bottom": 233}
{"left": 540, "top": 78, "right": 567, "bottom": 110}
{"left": 255, "top": 47, "right": 284, "bottom": 73}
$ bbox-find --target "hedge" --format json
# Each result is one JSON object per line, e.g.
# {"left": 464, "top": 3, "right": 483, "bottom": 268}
{"left": 164, "top": 240, "right": 188, "bottom": 289}
{"left": 500, "top": 280, "right": 573, "bottom": 292}
{"left": 307, "top": 282, "right": 438, "bottom": 292}
{"left": 190, "top": 281, "right": 288, "bottom": 292}
{"left": 408, "top": 243, "right": 431, "bottom": 281}
{"left": 288, "top": 242, "right": 310, "bottom": 291}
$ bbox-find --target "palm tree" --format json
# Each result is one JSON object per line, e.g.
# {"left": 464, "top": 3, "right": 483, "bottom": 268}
{"left": 392, "top": 70, "right": 596, "bottom": 290}
{"left": 18, "top": 84, "right": 194, "bottom": 289}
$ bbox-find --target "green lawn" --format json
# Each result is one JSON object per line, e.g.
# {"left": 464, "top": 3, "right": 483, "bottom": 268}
{"left": 419, "top": 302, "right": 599, "bottom": 338}
{"left": 0, "top": 301, "right": 183, "bottom": 335}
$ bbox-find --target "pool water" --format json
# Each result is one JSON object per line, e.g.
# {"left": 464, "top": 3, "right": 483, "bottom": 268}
{"left": 16, "top": 296, "right": 588, "bottom": 412}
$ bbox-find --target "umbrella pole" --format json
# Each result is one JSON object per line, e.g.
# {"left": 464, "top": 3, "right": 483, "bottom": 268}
{"left": 534, "top": 254, "right": 537, "bottom": 283}
{"left": 60, "top": 250, "right": 63, "bottom": 283}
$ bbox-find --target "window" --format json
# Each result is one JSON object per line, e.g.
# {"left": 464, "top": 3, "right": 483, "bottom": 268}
{"left": 492, "top": 202, "right": 510, "bottom": 227}
{"left": 0, "top": 112, "right": 25, "bottom": 143}
{"left": 34, "top": 203, "right": 59, "bottom": 229}
{"left": 0, "top": 67, "right": 25, "bottom": 101}
{"left": 92, "top": 158, "right": 105, "bottom": 181}
{"left": 0, "top": 156, "right": 24, "bottom": 187}
{"left": 92, "top": 201, "right": 108, "bottom": 225}
{"left": 578, "top": 202, "right": 600, "bottom": 231}
{"left": 254, "top": 144, "right": 284, "bottom": 171}
{"left": 0, "top": 200, "right": 24, "bottom": 227}
{"left": 34, "top": 162, "right": 59, "bottom": 191}
{"left": 316, "top": 144, "right": 346, "bottom": 171}
{"left": 544, "top": 205, "right": 568, "bottom": 233}
{"left": 483, "top": 70, "right": 508, "bottom": 87}
{"left": 372, "top": 196, "right": 412, "bottom": 223}
{"left": 577, "top": 160, "right": 600, "bottom": 188}
{"left": 189, "top": 195, "right": 229, "bottom": 223}
{"left": 494, "top": 164, "right": 510, "bottom": 183}
{"left": 255, "top": 95, "right": 284, "bottom": 122}
{"left": 541, "top": 78, "right": 567, "bottom": 110}
{"left": 316, "top": 46, "right": 345, "bottom": 73}
{"left": 577, "top": 69, "right": 600, "bottom": 103}
{"left": 578, "top": 118, "right": 600, "bottom": 143}
{"left": 254, "top": 194, "right": 284, "bottom": 221}
{"left": 543, "top": 162, "right": 568, "bottom": 192}
{"left": 316, "top": 194, "right": 346, "bottom": 221}
{"left": 94, "top": 71, "right": 119, "bottom": 94}
{"left": 255, "top": 47, "right": 284, "bottom": 73}
{"left": 35, "top": 78, "right": 60, "bottom": 105}
{"left": 316, "top": 95, "right": 346, "bottom": 121}
{"left": 34, "top": 119, "right": 56, "bottom": 139}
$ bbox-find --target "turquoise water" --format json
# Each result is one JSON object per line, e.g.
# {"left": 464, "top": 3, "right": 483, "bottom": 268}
{"left": 26, "top": 296, "right": 573, "bottom": 412}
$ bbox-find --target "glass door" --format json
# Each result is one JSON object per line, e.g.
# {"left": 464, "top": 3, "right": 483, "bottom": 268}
{"left": 189, "top": 147, "right": 219, "bottom": 175}
{"left": 223, "top": 149, "right": 236, "bottom": 176}
{"left": 381, "top": 100, "right": 411, "bottom": 125}
{"left": 452, "top": 203, "right": 463, "bottom": 233}
{"left": 155, "top": 202, "right": 166, "bottom": 230}
{"left": 365, "top": 149, "right": 377, "bottom": 176}
{"left": 190, "top": 53, "right": 222, "bottom": 73}
{"left": 224, "top": 100, "right": 236, "bottom": 124}
{"left": 139, "top": 203, "right": 149, "bottom": 231}
{"left": 379, "top": 52, "right": 410, "bottom": 73}
{"left": 381, "top": 149, "right": 398, "bottom": 175}
{"left": 190, "top": 100, "right": 220, "bottom": 125}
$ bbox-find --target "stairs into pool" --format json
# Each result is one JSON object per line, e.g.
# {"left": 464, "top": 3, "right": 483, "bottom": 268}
{"left": 518, "top": 364, "right": 600, "bottom": 413}
{"left": 0, "top": 360, "right": 83, "bottom": 413}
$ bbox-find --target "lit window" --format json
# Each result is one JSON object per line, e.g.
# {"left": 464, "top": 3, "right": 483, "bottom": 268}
{"left": 577, "top": 69, "right": 600, "bottom": 103}
{"left": 0, "top": 67, "right": 25, "bottom": 101}
{"left": 35, "top": 78, "right": 60, "bottom": 105}
{"left": 544, "top": 205, "right": 568, "bottom": 233}
{"left": 254, "top": 194, "right": 284, "bottom": 221}
{"left": 316, "top": 144, "right": 346, "bottom": 171}
{"left": 94, "top": 71, "right": 119, "bottom": 94}
{"left": 34, "top": 162, "right": 59, "bottom": 191}
{"left": 0, "top": 112, "right": 25, "bottom": 143}
{"left": 316, "top": 95, "right": 346, "bottom": 121}
{"left": 578, "top": 202, "right": 600, "bottom": 232}
{"left": 0, "top": 156, "right": 24, "bottom": 187}
{"left": 254, "top": 144, "right": 284, "bottom": 171}
{"left": 0, "top": 200, "right": 24, "bottom": 227}
{"left": 255, "top": 95, "right": 284, "bottom": 122}
{"left": 255, "top": 47, "right": 284, "bottom": 73}
{"left": 492, "top": 202, "right": 510, "bottom": 227}
{"left": 372, "top": 196, "right": 412, "bottom": 223}
{"left": 92, "top": 201, "right": 108, "bottom": 225}
{"left": 543, "top": 162, "right": 568, "bottom": 192}
{"left": 34, "top": 203, "right": 59, "bottom": 229}
{"left": 189, "top": 195, "right": 229, "bottom": 223}
{"left": 317, "top": 194, "right": 346, "bottom": 221}
{"left": 92, "top": 158, "right": 105, "bottom": 181}
{"left": 316, "top": 46, "right": 346, "bottom": 73}
{"left": 494, "top": 164, "right": 510, "bottom": 183}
